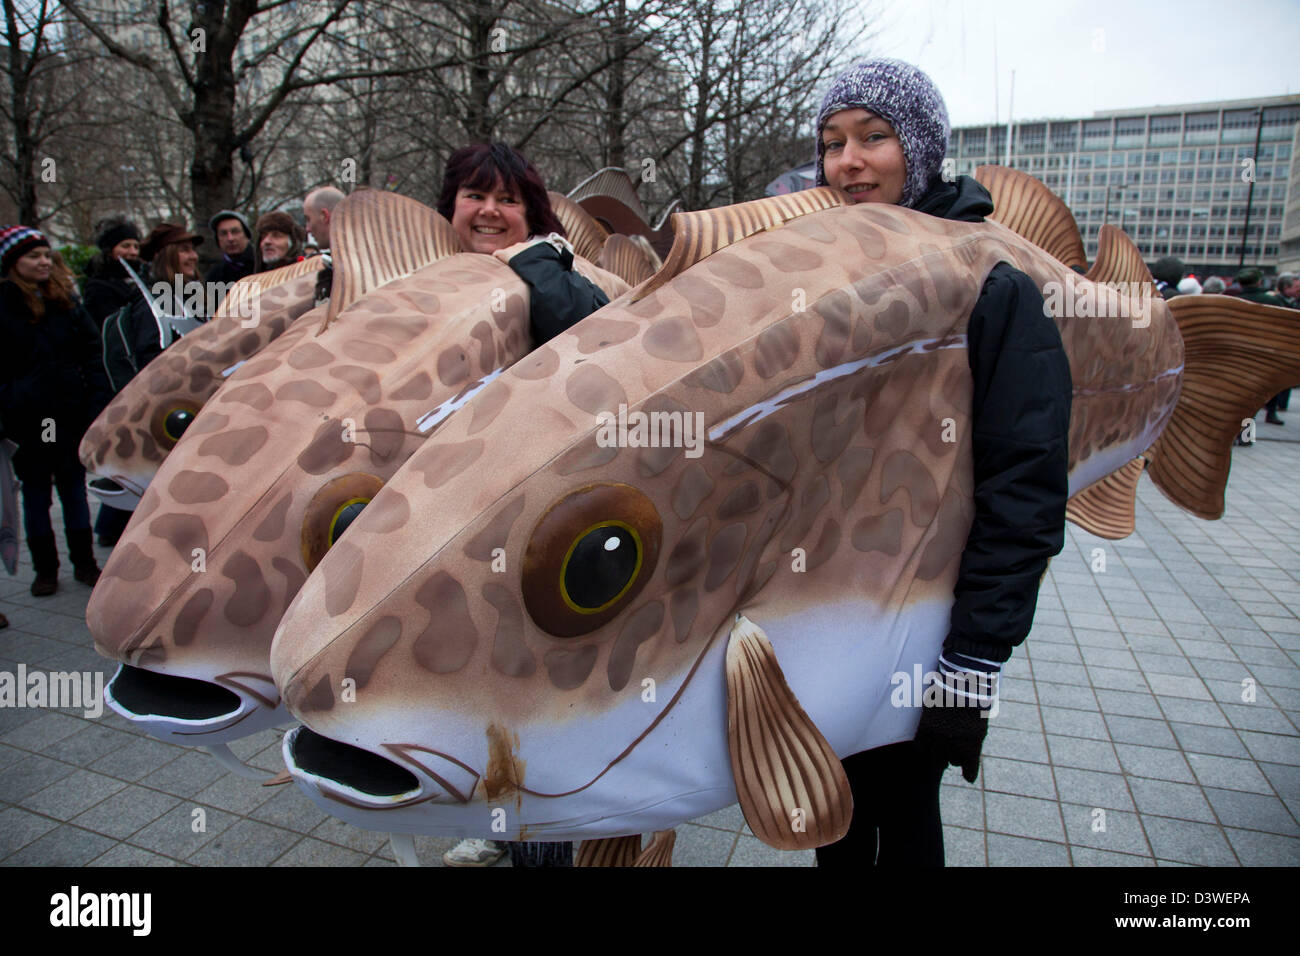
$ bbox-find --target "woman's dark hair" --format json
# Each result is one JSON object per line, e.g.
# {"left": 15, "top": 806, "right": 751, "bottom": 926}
{"left": 436, "top": 142, "right": 565, "bottom": 238}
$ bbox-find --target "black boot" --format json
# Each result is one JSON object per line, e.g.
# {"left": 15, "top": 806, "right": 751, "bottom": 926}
{"left": 66, "top": 528, "right": 101, "bottom": 587}
{"left": 28, "top": 533, "right": 59, "bottom": 596}
{"left": 1266, "top": 411, "right": 1285, "bottom": 426}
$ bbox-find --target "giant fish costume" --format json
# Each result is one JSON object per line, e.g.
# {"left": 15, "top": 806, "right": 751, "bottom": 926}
{"left": 86, "top": 191, "right": 635, "bottom": 768}
{"left": 267, "top": 168, "right": 1300, "bottom": 857}
{"left": 79, "top": 258, "right": 323, "bottom": 510}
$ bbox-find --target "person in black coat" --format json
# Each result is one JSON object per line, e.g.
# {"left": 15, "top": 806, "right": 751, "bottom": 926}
{"left": 82, "top": 216, "right": 146, "bottom": 327}
{"left": 812, "top": 59, "right": 1072, "bottom": 866}
{"left": 0, "top": 226, "right": 113, "bottom": 595}
{"left": 206, "top": 210, "right": 255, "bottom": 287}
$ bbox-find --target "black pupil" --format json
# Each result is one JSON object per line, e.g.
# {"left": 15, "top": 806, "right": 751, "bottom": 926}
{"left": 165, "top": 408, "right": 194, "bottom": 440}
{"left": 565, "top": 525, "right": 638, "bottom": 610}
{"left": 330, "top": 501, "right": 367, "bottom": 544}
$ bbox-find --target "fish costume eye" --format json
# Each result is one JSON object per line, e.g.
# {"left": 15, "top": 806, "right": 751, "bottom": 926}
{"left": 523, "top": 483, "right": 662, "bottom": 637}
{"left": 301, "top": 473, "right": 384, "bottom": 571}
{"left": 152, "top": 401, "right": 202, "bottom": 449}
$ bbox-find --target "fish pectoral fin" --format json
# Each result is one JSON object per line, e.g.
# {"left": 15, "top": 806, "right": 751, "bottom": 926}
{"left": 725, "top": 615, "right": 852, "bottom": 851}
{"left": 261, "top": 769, "right": 294, "bottom": 787}
{"left": 575, "top": 835, "right": 642, "bottom": 867}
{"left": 1066, "top": 456, "right": 1146, "bottom": 539}
{"left": 631, "top": 829, "right": 676, "bottom": 867}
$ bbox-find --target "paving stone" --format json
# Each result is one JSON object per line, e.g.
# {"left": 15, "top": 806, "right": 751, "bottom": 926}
{"left": 983, "top": 726, "right": 1049, "bottom": 764}
{"left": 137, "top": 749, "right": 231, "bottom": 797}
{"left": 1048, "top": 735, "right": 1121, "bottom": 773}
{"left": 186, "top": 818, "right": 301, "bottom": 867}
{"left": 1141, "top": 816, "right": 1239, "bottom": 866}
{"left": 41, "top": 722, "right": 137, "bottom": 766}
{"left": 1186, "top": 753, "right": 1274, "bottom": 795}
{"left": 1115, "top": 743, "right": 1196, "bottom": 783}
{"left": 1073, "top": 628, "right": 1130, "bottom": 649}
{"left": 673, "top": 822, "right": 737, "bottom": 867}
{"left": 1029, "top": 660, "right": 1090, "bottom": 686}
{"left": 1156, "top": 696, "right": 1230, "bottom": 727}
{"left": 1031, "top": 643, "right": 1083, "bottom": 664}
{"left": 1034, "top": 682, "right": 1098, "bottom": 712}
{"left": 1128, "top": 777, "right": 1218, "bottom": 824}
{"left": 190, "top": 774, "right": 278, "bottom": 816}
{"left": 1260, "top": 761, "right": 1300, "bottom": 800}
{"left": 1134, "top": 652, "right": 1197, "bottom": 677}
{"left": 1236, "top": 730, "right": 1300, "bottom": 765}
{"left": 2, "top": 825, "right": 116, "bottom": 867}
{"left": 0, "top": 710, "right": 87, "bottom": 751}
{"left": 87, "top": 844, "right": 188, "bottom": 866}
{"left": 88, "top": 737, "right": 185, "bottom": 782}
{"left": 728, "top": 834, "right": 813, "bottom": 867}
{"left": 0, "top": 753, "right": 77, "bottom": 802}
{"left": 1171, "top": 722, "right": 1250, "bottom": 758}
{"left": 270, "top": 838, "right": 369, "bottom": 867}
{"left": 1146, "top": 673, "right": 1212, "bottom": 700}
{"left": 941, "top": 825, "right": 986, "bottom": 866}
{"left": 1095, "top": 689, "right": 1163, "bottom": 719}
{"left": 248, "top": 784, "right": 329, "bottom": 833}
{"left": 1070, "top": 846, "right": 1155, "bottom": 866}
{"left": 939, "top": 781, "right": 986, "bottom": 827}
{"left": 1105, "top": 714, "right": 1176, "bottom": 748}
{"left": 1054, "top": 768, "right": 1134, "bottom": 811}
{"left": 991, "top": 699, "right": 1041, "bottom": 731}
{"left": 1087, "top": 665, "right": 1149, "bottom": 692}
{"left": 1202, "top": 788, "right": 1300, "bottom": 837}
{"left": 70, "top": 785, "right": 180, "bottom": 840}
{"left": 692, "top": 803, "right": 744, "bottom": 831}
{"left": 1061, "top": 802, "right": 1149, "bottom": 855}
{"left": 984, "top": 792, "right": 1065, "bottom": 843}
{"left": 0, "top": 806, "right": 59, "bottom": 856}
{"left": 980, "top": 757, "right": 1055, "bottom": 801}
{"left": 128, "top": 803, "right": 238, "bottom": 859}
{"left": 986, "top": 832, "right": 1070, "bottom": 866}
{"left": 20, "top": 769, "right": 126, "bottom": 821}
{"left": 1223, "top": 827, "right": 1300, "bottom": 865}
{"left": 309, "top": 816, "right": 393, "bottom": 855}
{"left": 1041, "top": 707, "right": 1107, "bottom": 740}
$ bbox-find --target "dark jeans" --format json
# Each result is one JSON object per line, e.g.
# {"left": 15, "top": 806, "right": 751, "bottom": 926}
{"left": 14, "top": 441, "right": 91, "bottom": 539}
{"left": 815, "top": 740, "right": 948, "bottom": 867}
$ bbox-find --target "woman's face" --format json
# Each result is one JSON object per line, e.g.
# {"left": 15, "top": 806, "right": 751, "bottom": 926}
{"left": 821, "top": 108, "right": 907, "bottom": 205}
{"left": 111, "top": 238, "right": 140, "bottom": 261}
{"left": 174, "top": 241, "right": 198, "bottom": 279}
{"left": 13, "top": 247, "right": 52, "bottom": 284}
{"left": 451, "top": 177, "right": 529, "bottom": 255}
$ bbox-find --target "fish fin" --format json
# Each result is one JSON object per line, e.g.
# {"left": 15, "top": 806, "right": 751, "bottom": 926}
{"left": 630, "top": 188, "right": 849, "bottom": 303}
{"left": 575, "top": 834, "right": 642, "bottom": 867}
{"left": 568, "top": 166, "right": 650, "bottom": 223}
{"left": 261, "top": 769, "right": 294, "bottom": 787}
{"left": 726, "top": 614, "right": 852, "bottom": 850}
{"left": 631, "top": 829, "right": 676, "bottom": 867}
{"left": 548, "top": 191, "right": 610, "bottom": 263}
{"left": 1084, "top": 224, "right": 1157, "bottom": 300}
{"left": 212, "top": 258, "right": 318, "bottom": 321}
{"left": 323, "top": 188, "right": 461, "bottom": 329}
{"left": 1147, "top": 295, "right": 1300, "bottom": 519}
{"left": 974, "top": 165, "right": 1088, "bottom": 271}
{"left": 598, "top": 233, "right": 656, "bottom": 286}
{"left": 1066, "top": 456, "right": 1146, "bottom": 539}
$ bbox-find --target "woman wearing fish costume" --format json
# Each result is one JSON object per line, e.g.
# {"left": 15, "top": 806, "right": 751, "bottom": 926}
{"left": 810, "top": 59, "right": 1071, "bottom": 866}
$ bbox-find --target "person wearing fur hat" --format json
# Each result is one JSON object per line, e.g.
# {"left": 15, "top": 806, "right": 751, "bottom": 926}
{"left": 811, "top": 59, "right": 1072, "bottom": 867}
{"left": 206, "top": 209, "right": 255, "bottom": 286}
{"left": 0, "top": 226, "right": 113, "bottom": 595}
{"left": 82, "top": 215, "right": 146, "bottom": 327}
{"left": 255, "top": 210, "right": 304, "bottom": 273}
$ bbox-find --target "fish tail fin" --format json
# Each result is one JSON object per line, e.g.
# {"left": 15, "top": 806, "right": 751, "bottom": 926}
{"left": 324, "top": 189, "right": 461, "bottom": 328}
{"left": 1146, "top": 295, "right": 1300, "bottom": 519}
{"left": 975, "top": 164, "right": 1087, "bottom": 271}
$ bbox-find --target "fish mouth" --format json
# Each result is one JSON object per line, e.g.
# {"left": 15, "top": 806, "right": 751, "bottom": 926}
{"left": 104, "top": 664, "right": 285, "bottom": 743}
{"left": 86, "top": 475, "right": 145, "bottom": 510}
{"left": 283, "top": 726, "right": 425, "bottom": 809}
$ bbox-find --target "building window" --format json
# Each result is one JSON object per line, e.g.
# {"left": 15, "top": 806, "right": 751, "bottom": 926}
{"left": 1198, "top": 148, "right": 1216, "bottom": 163}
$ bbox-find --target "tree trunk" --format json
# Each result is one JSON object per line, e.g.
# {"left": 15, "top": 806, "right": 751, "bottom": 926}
{"left": 465, "top": 2, "right": 496, "bottom": 141}
{"left": 604, "top": 0, "right": 627, "bottom": 169}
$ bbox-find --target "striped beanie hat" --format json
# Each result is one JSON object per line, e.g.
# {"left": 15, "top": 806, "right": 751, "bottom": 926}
{"left": 0, "top": 225, "right": 50, "bottom": 276}
{"left": 814, "top": 58, "right": 950, "bottom": 209}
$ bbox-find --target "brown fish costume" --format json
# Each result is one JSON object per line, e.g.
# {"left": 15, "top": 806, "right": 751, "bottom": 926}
{"left": 267, "top": 171, "right": 1300, "bottom": 853}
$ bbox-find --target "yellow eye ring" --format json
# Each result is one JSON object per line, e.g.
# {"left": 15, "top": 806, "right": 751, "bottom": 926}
{"left": 558, "top": 520, "right": 644, "bottom": 615}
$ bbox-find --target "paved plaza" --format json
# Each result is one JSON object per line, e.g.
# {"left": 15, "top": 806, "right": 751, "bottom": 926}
{"left": 1, "top": 423, "right": 1299, "bottom": 867}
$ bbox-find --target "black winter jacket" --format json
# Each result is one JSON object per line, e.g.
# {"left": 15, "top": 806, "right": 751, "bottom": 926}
{"left": 0, "top": 280, "right": 113, "bottom": 451}
{"left": 505, "top": 240, "right": 610, "bottom": 345}
{"left": 207, "top": 246, "right": 256, "bottom": 286}
{"left": 918, "top": 174, "right": 1072, "bottom": 665}
{"left": 82, "top": 255, "right": 146, "bottom": 327}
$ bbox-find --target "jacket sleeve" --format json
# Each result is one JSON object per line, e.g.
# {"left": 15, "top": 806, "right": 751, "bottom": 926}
{"left": 72, "top": 303, "right": 114, "bottom": 417}
{"left": 506, "top": 242, "right": 610, "bottom": 345}
{"left": 130, "top": 297, "right": 166, "bottom": 370}
{"left": 944, "top": 263, "right": 1072, "bottom": 665}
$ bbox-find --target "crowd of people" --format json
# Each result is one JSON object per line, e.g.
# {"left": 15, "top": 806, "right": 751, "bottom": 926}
{"left": 0, "top": 57, "right": 1297, "bottom": 868}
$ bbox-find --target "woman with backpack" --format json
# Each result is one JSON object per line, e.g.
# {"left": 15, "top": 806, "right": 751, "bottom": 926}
{"left": 0, "top": 226, "right": 112, "bottom": 595}
{"left": 127, "top": 222, "right": 206, "bottom": 372}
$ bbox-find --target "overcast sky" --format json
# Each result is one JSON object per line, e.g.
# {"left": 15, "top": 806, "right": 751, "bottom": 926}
{"left": 863, "top": 0, "right": 1300, "bottom": 127}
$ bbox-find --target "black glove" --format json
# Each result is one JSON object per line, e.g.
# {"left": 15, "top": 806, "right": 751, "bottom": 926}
{"left": 913, "top": 663, "right": 998, "bottom": 783}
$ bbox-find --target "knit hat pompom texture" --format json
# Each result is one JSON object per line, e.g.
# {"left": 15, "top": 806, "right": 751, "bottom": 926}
{"left": 0, "top": 225, "right": 50, "bottom": 276}
{"left": 814, "top": 58, "right": 950, "bottom": 209}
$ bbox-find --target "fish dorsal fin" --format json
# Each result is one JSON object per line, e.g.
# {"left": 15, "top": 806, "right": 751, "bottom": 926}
{"left": 626, "top": 234, "right": 663, "bottom": 272}
{"left": 975, "top": 164, "right": 1087, "bottom": 271}
{"left": 1085, "top": 224, "right": 1156, "bottom": 298}
{"left": 630, "top": 188, "right": 848, "bottom": 303}
{"left": 575, "top": 835, "right": 641, "bottom": 867}
{"left": 568, "top": 166, "right": 649, "bottom": 222}
{"left": 1066, "top": 457, "right": 1147, "bottom": 539}
{"left": 631, "top": 830, "right": 676, "bottom": 867}
{"left": 212, "top": 258, "right": 318, "bottom": 321}
{"left": 323, "top": 189, "right": 461, "bottom": 329}
{"left": 597, "top": 233, "right": 655, "bottom": 286}
{"left": 726, "top": 614, "right": 851, "bottom": 850}
{"left": 548, "top": 191, "right": 609, "bottom": 263}
{"left": 651, "top": 198, "right": 681, "bottom": 234}
{"left": 1147, "top": 296, "right": 1300, "bottom": 519}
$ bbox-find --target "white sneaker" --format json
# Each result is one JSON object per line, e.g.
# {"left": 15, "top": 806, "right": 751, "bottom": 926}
{"left": 442, "top": 838, "right": 506, "bottom": 867}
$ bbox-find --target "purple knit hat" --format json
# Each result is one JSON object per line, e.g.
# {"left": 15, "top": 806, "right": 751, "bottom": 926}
{"left": 814, "top": 58, "right": 950, "bottom": 208}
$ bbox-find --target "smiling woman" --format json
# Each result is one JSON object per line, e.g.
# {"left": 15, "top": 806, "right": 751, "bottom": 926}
{"left": 435, "top": 143, "right": 610, "bottom": 349}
